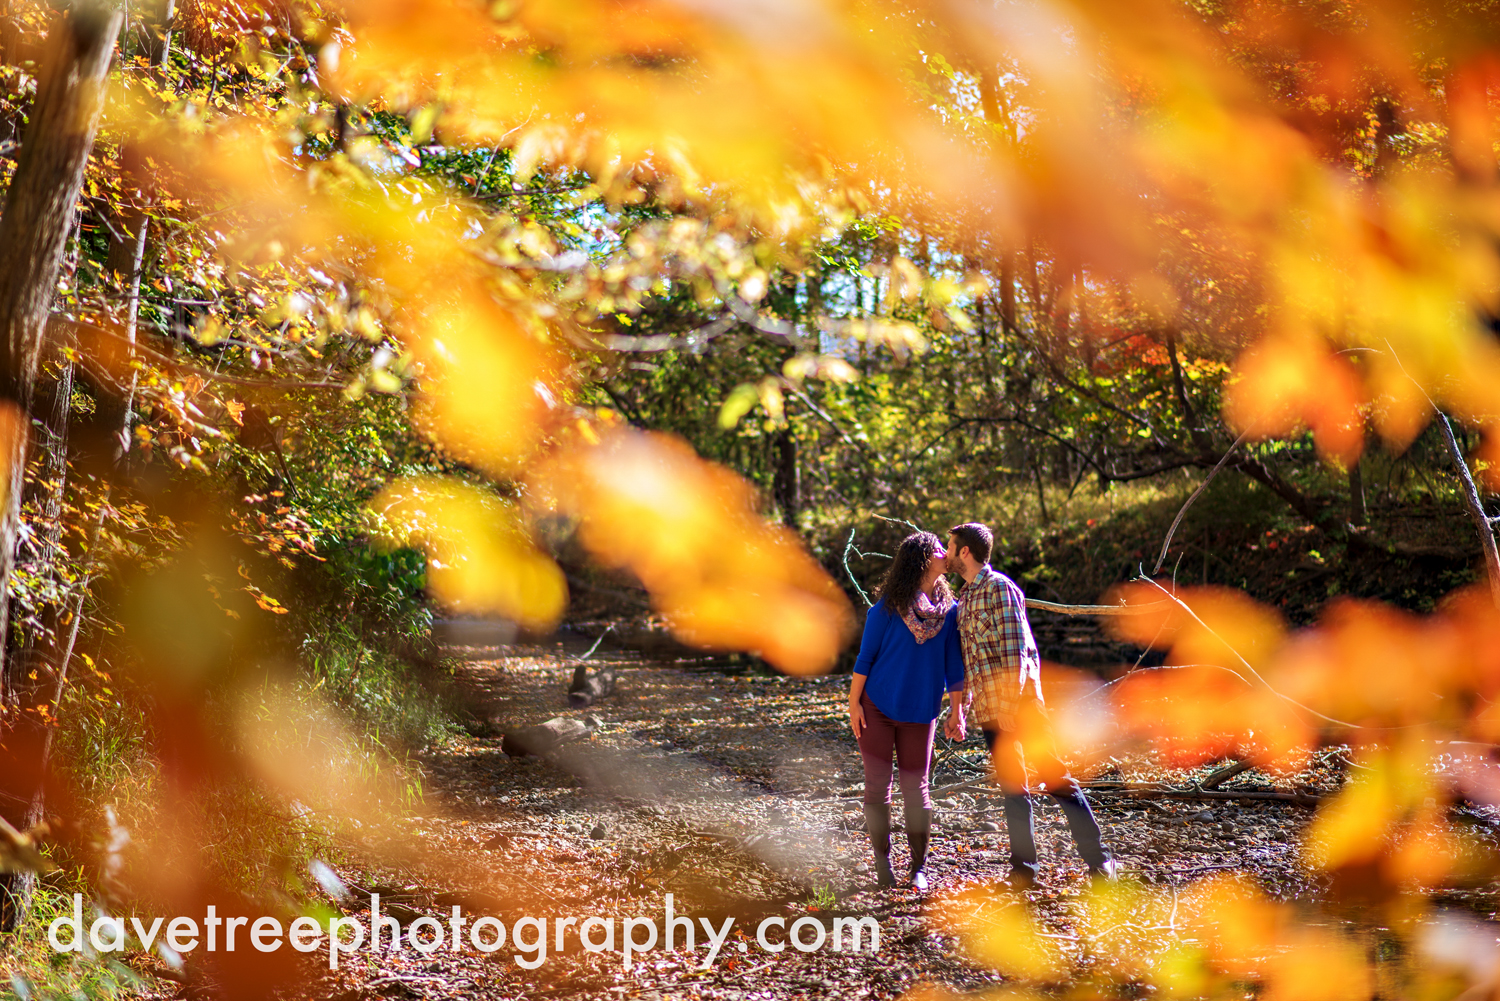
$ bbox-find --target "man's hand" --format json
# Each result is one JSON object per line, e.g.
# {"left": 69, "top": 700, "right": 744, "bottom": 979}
{"left": 849, "top": 698, "right": 865, "bottom": 738}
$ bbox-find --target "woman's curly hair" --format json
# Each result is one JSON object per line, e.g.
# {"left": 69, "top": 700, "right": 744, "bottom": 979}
{"left": 878, "top": 531, "right": 952, "bottom": 615}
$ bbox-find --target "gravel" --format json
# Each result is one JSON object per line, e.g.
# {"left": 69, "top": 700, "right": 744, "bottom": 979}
{"left": 255, "top": 636, "right": 1465, "bottom": 1001}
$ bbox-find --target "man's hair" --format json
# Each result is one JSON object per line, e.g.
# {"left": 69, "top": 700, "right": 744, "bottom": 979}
{"left": 948, "top": 522, "right": 993, "bottom": 565}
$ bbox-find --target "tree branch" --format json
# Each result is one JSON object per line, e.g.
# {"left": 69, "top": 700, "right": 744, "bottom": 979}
{"left": 1100, "top": 455, "right": 1206, "bottom": 484}
{"left": 1436, "top": 412, "right": 1500, "bottom": 607}
{"left": 1223, "top": 452, "right": 1324, "bottom": 525}
{"left": 1381, "top": 338, "right": 1500, "bottom": 607}
{"left": 1024, "top": 597, "right": 1175, "bottom": 616}
{"left": 1166, "top": 330, "right": 1211, "bottom": 451}
{"left": 56, "top": 316, "right": 353, "bottom": 392}
{"left": 1138, "top": 577, "right": 1357, "bottom": 730}
{"left": 1152, "top": 428, "right": 1252, "bottom": 575}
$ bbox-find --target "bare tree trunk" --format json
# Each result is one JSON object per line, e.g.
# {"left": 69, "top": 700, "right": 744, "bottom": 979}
{"left": 145, "top": 0, "right": 174, "bottom": 66}
{"left": 1348, "top": 458, "right": 1367, "bottom": 527}
{"left": 105, "top": 147, "right": 151, "bottom": 289}
{"left": 1032, "top": 458, "right": 1050, "bottom": 524}
{"left": 25, "top": 356, "right": 73, "bottom": 569}
{"left": 100, "top": 141, "right": 151, "bottom": 468}
{"left": 31, "top": 495, "right": 108, "bottom": 808}
{"left": 978, "top": 69, "right": 1001, "bottom": 131}
{"left": 0, "top": 0, "right": 120, "bottom": 676}
{"left": 1024, "top": 239, "right": 1040, "bottom": 314}
{"left": 973, "top": 297, "right": 998, "bottom": 409}
{"left": 0, "top": 2, "right": 17, "bottom": 135}
{"left": 976, "top": 66, "right": 1016, "bottom": 146}
{"left": 10, "top": 351, "right": 76, "bottom": 821}
{"left": 773, "top": 429, "right": 800, "bottom": 530}
{"left": 999, "top": 251, "right": 1015, "bottom": 334}
{"left": 107, "top": 0, "right": 170, "bottom": 433}
{"left": 15, "top": 55, "right": 157, "bottom": 837}
{"left": 0, "top": 0, "right": 121, "bottom": 932}
{"left": 1076, "top": 266, "right": 1095, "bottom": 372}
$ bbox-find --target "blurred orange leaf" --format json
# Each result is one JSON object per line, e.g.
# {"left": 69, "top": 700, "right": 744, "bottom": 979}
{"left": 934, "top": 884, "right": 1065, "bottom": 983}
{"left": 1269, "top": 599, "right": 1457, "bottom": 728}
{"left": 1306, "top": 740, "right": 1435, "bottom": 872}
{"left": 1224, "top": 336, "right": 1365, "bottom": 468}
{"left": 371, "top": 476, "right": 566, "bottom": 631}
{"left": 535, "top": 429, "right": 854, "bottom": 675}
{"left": 409, "top": 293, "right": 561, "bottom": 477}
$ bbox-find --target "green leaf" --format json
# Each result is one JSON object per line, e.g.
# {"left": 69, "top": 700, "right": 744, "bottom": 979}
{"left": 717, "top": 382, "right": 760, "bottom": 429}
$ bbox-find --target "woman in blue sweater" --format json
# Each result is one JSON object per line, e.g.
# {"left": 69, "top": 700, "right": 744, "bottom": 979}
{"left": 848, "top": 531, "right": 966, "bottom": 890}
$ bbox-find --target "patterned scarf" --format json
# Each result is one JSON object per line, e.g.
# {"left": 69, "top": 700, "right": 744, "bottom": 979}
{"left": 901, "top": 590, "right": 954, "bottom": 644}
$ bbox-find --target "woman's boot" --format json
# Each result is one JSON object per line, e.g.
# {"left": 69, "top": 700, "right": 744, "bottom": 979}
{"left": 863, "top": 803, "right": 896, "bottom": 888}
{"left": 905, "top": 800, "right": 932, "bottom": 891}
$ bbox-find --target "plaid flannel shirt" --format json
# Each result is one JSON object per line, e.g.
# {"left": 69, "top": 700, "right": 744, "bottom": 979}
{"left": 957, "top": 566, "right": 1043, "bottom": 731}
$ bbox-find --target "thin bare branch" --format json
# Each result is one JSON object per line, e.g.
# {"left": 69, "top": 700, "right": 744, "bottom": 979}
{"left": 1381, "top": 339, "right": 1500, "bottom": 607}
{"left": 841, "top": 527, "right": 880, "bottom": 607}
{"left": 1024, "top": 597, "right": 1175, "bottom": 616}
{"left": 1152, "top": 428, "right": 1252, "bottom": 575}
{"left": 1138, "top": 577, "right": 1358, "bottom": 729}
{"left": 56, "top": 317, "right": 354, "bottom": 392}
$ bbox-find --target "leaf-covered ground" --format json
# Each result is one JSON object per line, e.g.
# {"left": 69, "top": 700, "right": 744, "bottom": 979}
{"left": 136, "top": 633, "right": 1500, "bottom": 1001}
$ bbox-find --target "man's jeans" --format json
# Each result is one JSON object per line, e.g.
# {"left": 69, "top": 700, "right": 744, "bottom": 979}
{"left": 981, "top": 712, "right": 1110, "bottom": 876}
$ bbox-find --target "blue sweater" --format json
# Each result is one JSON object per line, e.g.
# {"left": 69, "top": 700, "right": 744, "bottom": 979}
{"left": 853, "top": 599, "right": 965, "bottom": 723}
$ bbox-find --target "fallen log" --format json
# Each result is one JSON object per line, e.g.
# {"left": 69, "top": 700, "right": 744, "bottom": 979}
{"left": 1081, "top": 781, "right": 1323, "bottom": 806}
{"left": 1024, "top": 597, "right": 1175, "bottom": 616}
{"left": 1200, "top": 759, "right": 1253, "bottom": 790}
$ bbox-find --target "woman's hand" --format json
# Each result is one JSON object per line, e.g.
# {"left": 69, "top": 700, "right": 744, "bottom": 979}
{"left": 944, "top": 707, "right": 966, "bottom": 742}
{"left": 848, "top": 673, "right": 868, "bottom": 739}
{"left": 945, "top": 691, "right": 967, "bottom": 741}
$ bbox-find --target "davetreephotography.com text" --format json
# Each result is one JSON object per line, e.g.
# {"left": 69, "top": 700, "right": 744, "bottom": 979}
{"left": 47, "top": 893, "right": 881, "bottom": 970}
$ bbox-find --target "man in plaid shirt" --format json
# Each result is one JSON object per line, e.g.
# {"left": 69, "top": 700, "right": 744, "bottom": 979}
{"left": 947, "top": 521, "right": 1116, "bottom": 888}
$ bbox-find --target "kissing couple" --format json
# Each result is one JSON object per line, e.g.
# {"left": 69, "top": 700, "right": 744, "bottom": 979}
{"left": 847, "top": 521, "right": 1118, "bottom": 891}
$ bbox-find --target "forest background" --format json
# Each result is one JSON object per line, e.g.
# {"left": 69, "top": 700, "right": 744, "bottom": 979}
{"left": 4, "top": 0, "right": 1500, "bottom": 998}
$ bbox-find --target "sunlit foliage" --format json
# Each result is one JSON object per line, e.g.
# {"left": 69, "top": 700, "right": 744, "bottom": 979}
{"left": 5, "top": 0, "right": 1500, "bottom": 997}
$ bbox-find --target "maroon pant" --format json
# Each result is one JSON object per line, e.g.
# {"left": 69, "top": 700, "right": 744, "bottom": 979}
{"left": 856, "top": 691, "right": 935, "bottom": 809}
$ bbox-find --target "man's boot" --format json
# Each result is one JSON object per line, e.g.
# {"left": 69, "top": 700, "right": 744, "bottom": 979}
{"left": 904, "top": 800, "right": 932, "bottom": 892}
{"left": 1052, "top": 784, "right": 1113, "bottom": 877}
{"left": 863, "top": 803, "right": 895, "bottom": 889}
{"left": 1003, "top": 793, "right": 1039, "bottom": 890}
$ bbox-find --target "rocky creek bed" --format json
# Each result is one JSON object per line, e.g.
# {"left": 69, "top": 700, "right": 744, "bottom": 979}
{"left": 136, "top": 634, "right": 1500, "bottom": 1001}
